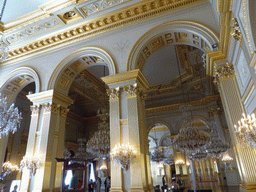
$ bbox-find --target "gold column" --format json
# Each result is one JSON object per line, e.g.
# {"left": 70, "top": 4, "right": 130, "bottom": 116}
{"left": 102, "top": 70, "right": 153, "bottom": 192}
{"left": 20, "top": 90, "right": 73, "bottom": 192}
{"left": 215, "top": 63, "right": 256, "bottom": 191}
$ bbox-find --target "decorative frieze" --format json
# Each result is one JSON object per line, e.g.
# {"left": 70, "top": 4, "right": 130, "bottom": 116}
{"left": 230, "top": 18, "right": 242, "bottom": 41}
{"left": 107, "top": 87, "right": 120, "bottom": 101}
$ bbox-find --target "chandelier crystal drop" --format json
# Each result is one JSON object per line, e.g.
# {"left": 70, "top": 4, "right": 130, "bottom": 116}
{"left": 20, "top": 155, "right": 40, "bottom": 176}
{"left": 234, "top": 113, "right": 256, "bottom": 148}
{"left": 206, "top": 130, "right": 229, "bottom": 159}
{"left": 111, "top": 143, "right": 136, "bottom": 170}
{"left": 0, "top": 94, "right": 22, "bottom": 138}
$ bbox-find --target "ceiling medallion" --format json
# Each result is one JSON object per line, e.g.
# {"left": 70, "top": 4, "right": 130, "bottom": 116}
{"left": 64, "top": 11, "right": 77, "bottom": 19}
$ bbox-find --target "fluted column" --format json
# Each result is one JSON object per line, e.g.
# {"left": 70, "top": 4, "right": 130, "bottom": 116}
{"left": 102, "top": 69, "right": 153, "bottom": 192}
{"left": 20, "top": 90, "right": 73, "bottom": 192}
{"left": 107, "top": 87, "right": 122, "bottom": 192}
{"left": 20, "top": 105, "right": 40, "bottom": 192}
{"left": 215, "top": 63, "right": 256, "bottom": 191}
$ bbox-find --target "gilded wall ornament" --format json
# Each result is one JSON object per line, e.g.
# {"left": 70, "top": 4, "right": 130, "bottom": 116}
{"left": 208, "top": 107, "right": 222, "bottom": 117}
{"left": 42, "top": 103, "right": 59, "bottom": 113}
{"left": 30, "top": 105, "right": 40, "bottom": 115}
{"left": 230, "top": 18, "right": 242, "bottom": 41}
{"left": 60, "top": 107, "right": 70, "bottom": 117}
{"left": 214, "top": 63, "right": 235, "bottom": 87}
{"left": 107, "top": 87, "right": 120, "bottom": 101}
{"left": 6, "top": 19, "right": 62, "bottom": 44}
{"left": 124, "top": 83, "right": 142, "bottom": 97}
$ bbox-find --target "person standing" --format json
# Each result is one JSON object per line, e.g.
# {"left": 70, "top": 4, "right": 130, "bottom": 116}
{"left": 1, "top": 187, "right": 7, "bottom": 192}
{"left": 96, "top": 177, "right": 101, "bottom": 192}
{"left": 12, "top": 185, "right": 18, "bottom": 192}
{"left": 88, "top": 179, "right": 94, "bottom": 192}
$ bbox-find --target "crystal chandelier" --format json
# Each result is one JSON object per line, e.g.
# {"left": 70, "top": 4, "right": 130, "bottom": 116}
{"left": 173, "top": 125, "right": 210, "bottom": 155}
{"left": 206, "top": 130, "right": 229, "bottom": 159}
{"left": 0, "top": 94, "right": 22, "bottom": 138}
{"left": 150, "top": 147, "right": 166, "bottom": 162}
{"left": 86, "top": 109, "right": 110, "bottom": 158}
{"left": 188, "top": 150, "right": 208, "bottom": 162}
{"left": 234, "top": 113, "right": 256, "bottom": 148}
{"left": 111, "top": 143, "right": 136, "bottom": 170}
{"left": 0, "top": 161, "right": 19, "bottom": 181}
{"left": 20, "top": 155, "right": 40, "bottom": 176}
{"left": 63, "top": 147, "right": 71, "bottom": 159}
{"left": 163, "top": 156, "right": 174, "bottom": 165}
{"left": 74, "top": 138, "right": 93, "bottom": 160}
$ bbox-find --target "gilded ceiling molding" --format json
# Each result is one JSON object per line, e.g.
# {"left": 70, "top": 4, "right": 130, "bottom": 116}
{"left": 48, "top": 47, "right": 116, "bottom": 96}
{"left": 146, "top": 95, "right": 220, "bottom": 115}
{"left": 1, "top": 0, "right": 75, "bottom": 32}
{"left": 0, "top": 67, "right": 40, "bottom": 104}
{"left": 242, "top": 0, "right": 255, "bottom": 55}
{"left": 80, "top": 0, "right": 132, "bottom": 17}
{"left": 127, "top": 20, "right": 219, "bottom": 71}
{"left": 3, "top": 0, "right": 206, "bottom": 63}
{"left": 6, "top": 19, "right": 62, "bottom": 44}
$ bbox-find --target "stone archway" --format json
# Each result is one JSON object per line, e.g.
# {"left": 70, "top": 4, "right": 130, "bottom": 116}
{"left": 127, "top": 21, "right": 219, "bottom": 71}
{"left": 48, "top": 47, "right": 116, "bottom": 96}
{"left": 0, "top": 67, "right": 40, "bottom": 104}
{"left": 147, "top": 120, "right": 174, "bottom": 135}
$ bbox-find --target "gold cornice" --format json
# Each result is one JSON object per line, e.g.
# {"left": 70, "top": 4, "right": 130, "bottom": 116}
{"left": 3, "top": 0, "right": 76, "bottom": 32}
{"left": 102, "top": 69, "right": 149, "bottom": 90}
{"left": 3, "top": 0, "right": 206, "bottom": 64}
{"left": 146, "top": 95, "right": 220, "bottom": 114}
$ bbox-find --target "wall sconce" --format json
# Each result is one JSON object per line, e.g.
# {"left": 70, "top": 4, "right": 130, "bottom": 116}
{"left": 110, "top": 143, "right": 136, "bottom": 170}
{"left": 175, "top": 160, "right": 185, "bottom": 166}
{"left": 20, "top": 155, "right": 41, "bottom": 177}
{"left": 99, "top": 165, "right": 107, "bottom": 170}
{"left": 221, "top": 153, "right": 233, "bottom": 169}
{"left": 0, "top": 162, "right": 19, "bottom": 182}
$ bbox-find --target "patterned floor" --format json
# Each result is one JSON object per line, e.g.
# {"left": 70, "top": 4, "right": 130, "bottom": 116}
{"left": 185, "top": 182, "right": 240, "bottom": 192}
